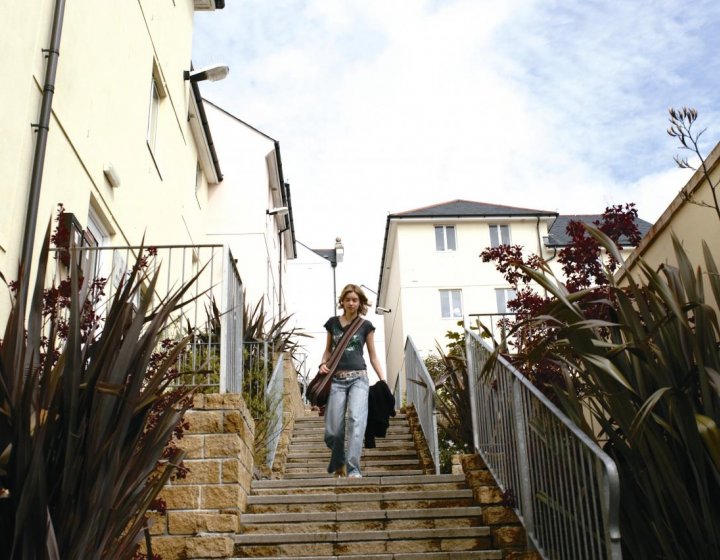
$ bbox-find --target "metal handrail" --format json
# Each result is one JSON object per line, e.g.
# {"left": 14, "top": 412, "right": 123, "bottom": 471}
{"left": 393, "top": 373, "right": 401, "bottom": 411}
{"left": 50, "top": 243, "right": 240, "bottom": 392}
{"left": 264, "top": 352, "right": 285, "bottom": 467}
{"left": 404, "top": 337, "right": 440, "bottom": 475}
{"left": 465, "top": 329, "right": 622, "bottom": 560}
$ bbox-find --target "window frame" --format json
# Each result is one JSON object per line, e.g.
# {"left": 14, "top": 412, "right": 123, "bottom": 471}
{"left": 195, "top": 161, "right": 203, "bottom": 208}
{"left": 146, "top": 59, "right": 167, "bottom": 175}
{"left": 146, "top": 77, "right": 160, "bottom": 153}
{"left": 434, "top": 225, "right": 457, "bottom": 252}
{"left": 489, "top": 224, "right": 511, "bottom": 248}
{"left": 439, "top": 288, "right": 463, "bottom": 319}
{"left": 495, "top": 288, "right": 516, "bottom": 314}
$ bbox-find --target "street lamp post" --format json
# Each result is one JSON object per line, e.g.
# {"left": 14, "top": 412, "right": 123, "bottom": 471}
{"left": 305, "top": 237, "right": 344, "bottom": 314}
{"left": 298, "top": 238, "right": 345, "bottom": 314}
{"left": 331, "top": 237, "right": 344, "bottom": 310}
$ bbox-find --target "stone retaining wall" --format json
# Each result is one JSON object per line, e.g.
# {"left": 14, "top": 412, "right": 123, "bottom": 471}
{"left": 404, "top": 404, "right": 437, "bottom": 474}
{"left": 148, "top": 393, "right": 256, "bottom": 559}
{"left": 453, "top": 453, "right": 542, "bottom": 559}
{"left": 269, "top": 359, "right": 306, "bottom": 478}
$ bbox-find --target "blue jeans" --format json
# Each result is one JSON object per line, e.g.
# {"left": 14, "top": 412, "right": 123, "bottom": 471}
{"left": 324, "top": 372, "right": 369, "bottom": 476}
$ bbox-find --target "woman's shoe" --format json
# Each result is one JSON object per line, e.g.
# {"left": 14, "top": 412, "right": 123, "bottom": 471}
{"left": 348, "top": 473, "right": 362, "bottom": 479}
{"left": 334, "top": 465, "right": 346, "bottom": 478}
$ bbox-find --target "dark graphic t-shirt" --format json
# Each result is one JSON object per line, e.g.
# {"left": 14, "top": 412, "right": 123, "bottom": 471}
{"left": 323, "top": 316, "right": 375, "bottom": 371}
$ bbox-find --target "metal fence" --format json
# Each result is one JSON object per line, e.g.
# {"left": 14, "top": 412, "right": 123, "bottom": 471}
{"left": 465, "top": 329, "right": 622, "bottom": 560}
{"left": 468, "top": 312, "right": 517, "bottom": 351}
{"left": 293, "top": 351, "right": 310, "bottom": 403}
{"left": 404, "top": 337, "right": 440, "bottom": 475}
{"left": 393, "top": 374, "right": 402, "bottom": 411}
{"left": 264, "top": 352, "right": 285, "bottom": 467}
{"left": 51, "top": 244, "right": 243, "bottom": 393}
{"left": 221, "top": 249, "right": 244, "bottom": 393}
{"left": 242, "top": 341, "right": 272, "bottom": 404}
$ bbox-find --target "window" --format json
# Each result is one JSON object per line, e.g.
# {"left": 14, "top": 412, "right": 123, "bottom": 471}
{"left": 434, "top": 225, "right": 456, "bottom": 251}
{"left": 146, "top": 60, "right": 167, "bottom": 157}
{"left": 83, "top": 211, "right": 109, "bottom": 283}
{"left": 495, "top": 288, "right": 516, "bottom": 314}
{"left": 489, "top": 224, "right": 510, "bottom": 247}
{"left": 146, "top": 77, "right": 160, "bottom": 152}
{"left": 195, "top": 161, "right": 202, "bottom": 208}
{"left": 439, "top": 289, "right": 463, "bottom": 318}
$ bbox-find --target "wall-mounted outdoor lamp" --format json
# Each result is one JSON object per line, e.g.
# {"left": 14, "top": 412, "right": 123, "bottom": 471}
{"left": 103, "top": 163, "right": 121, "bottom": 188}
{"left": 183, "top": 64, "right": 229, "bottom": 82}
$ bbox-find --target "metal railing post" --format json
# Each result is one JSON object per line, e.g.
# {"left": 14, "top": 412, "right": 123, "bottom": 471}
{"left": 464, "top": 328, "right": 622, "bottom": 560}
{"left": 404, "top": 336, "right": 440, "bottom": 475}
{"left": 265, "top": 352, "right": 285, "bottom": 467}
{"left": 512, "top": 377, "right": 535, "bottom": 538}
{"left": 219, "top": 246, "right": 229, "bottom": 393}
{"left": 465, "top": 330, "right": 480, "bottom": 453}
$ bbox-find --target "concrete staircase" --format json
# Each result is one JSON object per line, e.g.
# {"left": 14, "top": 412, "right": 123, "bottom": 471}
{"left": 232, "top": 413, "right": 505, "bottom": 559}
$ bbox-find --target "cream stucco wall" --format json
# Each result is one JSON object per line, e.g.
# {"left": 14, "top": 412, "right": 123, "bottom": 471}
{"left": 622, "top": 142, "right": 720, "bottom": 285}
{"left": 0, "top": 0, "right": 217, "bottom": 323}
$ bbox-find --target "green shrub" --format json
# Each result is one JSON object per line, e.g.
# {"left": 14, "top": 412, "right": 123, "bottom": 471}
{"left": 0, "top": 226, "right": 199, "bottom": 559}
{"left": 424, "top": 328, "right": 473, "bottom": 473}
{"left": 519, "top": 229, "right": 720, "bottom": 559}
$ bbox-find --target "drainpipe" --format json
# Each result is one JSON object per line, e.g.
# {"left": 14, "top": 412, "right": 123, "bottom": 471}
{"left": 278, "top": 224, "right": 290, "bottom": 318}
{"left": 535, "top": 216, "right": 550, "bottom": 298}
{"left": 19, "top": 0, "right": 67, "bottom": 306}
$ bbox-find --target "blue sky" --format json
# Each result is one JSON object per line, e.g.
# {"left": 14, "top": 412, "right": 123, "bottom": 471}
{"left": 191, "top": 0, "right": 720, "bottom": 292}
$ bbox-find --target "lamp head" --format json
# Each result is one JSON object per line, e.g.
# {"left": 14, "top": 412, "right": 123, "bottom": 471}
{"left": 334, "top": 237, "right": 344, "bottom": 263}
{"left": 266, "top": 206, "right": 289, "bottom": 216}
{"left": 184, "top": 64, "right": 230, "bottom": 82}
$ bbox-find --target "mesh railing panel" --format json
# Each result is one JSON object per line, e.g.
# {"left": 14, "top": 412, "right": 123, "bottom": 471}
{"left": 465, "top": 329, "right": 621, "bottom": 560}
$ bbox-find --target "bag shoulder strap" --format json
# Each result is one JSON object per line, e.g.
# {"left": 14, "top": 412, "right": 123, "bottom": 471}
{"left": 326, "top": 316, "right": 364, "bottom": 373}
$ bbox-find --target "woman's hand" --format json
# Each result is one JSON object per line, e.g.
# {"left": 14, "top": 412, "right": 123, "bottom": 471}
{"left": 319, "top": 362, "right": 330, "bottom": 375}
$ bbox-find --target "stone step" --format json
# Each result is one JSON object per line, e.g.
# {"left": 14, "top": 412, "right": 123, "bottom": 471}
{"left": 295, "top": 414, "right": 407, "bottom": 423}
{"left": 239, "top": 516, "right": 483, "bottom": 535}
{"left": 285, "top": 459, "right": 420, "bottom": 470}
{"left": 247, "top": 488, "right": 474, "bottom": 514}
{"left": 241, "top": 505, "right": 484, "bottom": 529}
{"left": 282, "top": 469, "right": 426, "bottom": 480}
{"left": 240, "top": 513, "right": 484, "bottom": 535}
{"left": 286, "top": 448, "right": 417, "bottom": 458}
{"left": 287, "top": 449, "right": 418, "bottom": 460}
{"left": 233, "top": 527, "right": 495, "bottom": 557}
{"left": 232, "top": 553, "right": 501, "bottom": 560}
{"left": 292, "top": 434, "right": 413, "bottom": 444}
{"left": 250, "top": 475, "right": 467, "bottom": 496}
{"left": 292, "top": 422, "right": 410, "bottom": 430}
{"left": 290, "top": 440, "right": 416, "bottom": 450}
{"left": 293, "top": 417, "right": 408, "bottom": 426}
{"left": 292, "top": 424, "right": 409, "bottom": 434}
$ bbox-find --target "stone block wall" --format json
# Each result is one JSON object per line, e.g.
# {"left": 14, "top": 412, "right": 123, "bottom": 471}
{"left": 149, "top": 394, "right": 256, "bottom": 559}
{"left": 269, "top": 359, "right": 307, "bottom": 478}
{"left": 404, "top": 404, "right": 437, "bottom": 474}
{"left": 453, "top": 453, "right": 542, "bottom": 559}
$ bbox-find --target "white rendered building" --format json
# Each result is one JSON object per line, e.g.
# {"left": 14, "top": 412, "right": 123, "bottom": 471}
{"left": 376, "top": 200, "right": 651, "bottom": 392}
